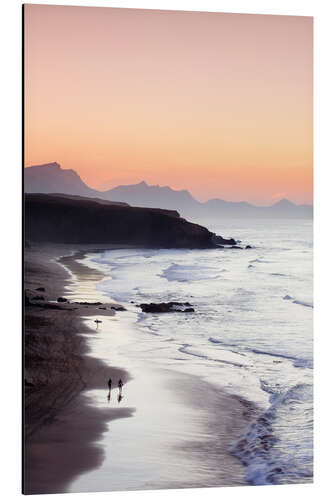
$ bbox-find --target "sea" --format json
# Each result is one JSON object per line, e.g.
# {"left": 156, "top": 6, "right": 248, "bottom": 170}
{"left": 79, "top": 218, "right": 313, "bottom": 487}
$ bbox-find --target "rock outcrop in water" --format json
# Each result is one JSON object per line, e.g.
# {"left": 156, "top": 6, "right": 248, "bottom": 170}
{"left": 25, "top": 194, "right": 217, "bottom": 249}
{"left": 138, "top": 302, "right": 195, "bottom": 313}
{"left": 211, "top": 234, "right": 236, "bottom": 246}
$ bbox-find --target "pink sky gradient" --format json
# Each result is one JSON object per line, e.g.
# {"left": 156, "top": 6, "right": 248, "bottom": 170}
{"left": 24, "top": 5, "right": 313, "bottom": 205}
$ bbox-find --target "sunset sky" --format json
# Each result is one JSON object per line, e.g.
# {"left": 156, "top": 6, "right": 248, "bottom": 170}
{"left": 24, "top": 5, "right": 313, "bottom": 205}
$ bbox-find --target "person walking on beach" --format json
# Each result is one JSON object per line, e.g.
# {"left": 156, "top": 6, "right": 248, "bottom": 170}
{"left": 118, "top": 379, "right": 123, "bottom": 393}
{"left": 107, "top": 378, "right": 112, "bottom": 402}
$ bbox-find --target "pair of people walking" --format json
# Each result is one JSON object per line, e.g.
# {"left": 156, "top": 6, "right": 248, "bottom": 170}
{"left": 108, "top": 378, "right": 123, "bottom": 390}
{"left": 107, "top": 378, "right": 123, "bottom": 403}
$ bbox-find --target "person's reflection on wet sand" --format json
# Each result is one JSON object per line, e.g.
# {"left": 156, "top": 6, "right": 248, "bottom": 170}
{"left": 117, "top": 393, "right": 123, "bottom": 404}
{"left": 107, "top": 390, "right": 111, "bottom": 403}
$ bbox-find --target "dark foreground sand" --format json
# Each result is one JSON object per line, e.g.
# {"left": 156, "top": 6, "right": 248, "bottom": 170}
{"left": 24, "top": 244, "right": 255, "bottom": 494}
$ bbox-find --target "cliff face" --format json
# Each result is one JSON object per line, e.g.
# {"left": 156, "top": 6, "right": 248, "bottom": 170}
{"left": 25, "top": 194, "right": 215, "bottom": 249}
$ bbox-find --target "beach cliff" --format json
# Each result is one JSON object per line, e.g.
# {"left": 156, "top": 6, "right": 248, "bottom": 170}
{"left": 25, "top": 193, "right": 216, "bottom": 249}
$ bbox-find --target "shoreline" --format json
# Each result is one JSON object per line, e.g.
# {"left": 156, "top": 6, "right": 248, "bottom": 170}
{"left": 24, "top": 243, "right": 255, "bottom": 493}
{"left": 24, "top": 244, "right": 132, "bottom": 494}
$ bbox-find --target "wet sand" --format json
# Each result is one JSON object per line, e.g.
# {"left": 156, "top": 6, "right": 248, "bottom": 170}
{"left": 61, "top": 250, "right": 254, "bottom": 491}
{"left": 24, "top": 244, "right": 254, "bottom": 494}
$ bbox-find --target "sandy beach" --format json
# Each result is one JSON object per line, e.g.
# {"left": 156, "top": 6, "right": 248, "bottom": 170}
{"left": 24, "top": 244, "right": 254, "bottom": 494}
{"left": 24, "top": 244, "right": 131, "bottom": 493}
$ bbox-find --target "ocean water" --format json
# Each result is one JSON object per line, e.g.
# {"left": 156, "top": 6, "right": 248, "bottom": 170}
{"left": 85, "top": 219, "right": 313, "bottom": 486}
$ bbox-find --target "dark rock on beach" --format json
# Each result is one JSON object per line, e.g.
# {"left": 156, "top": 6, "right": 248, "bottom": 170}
{"left": 36, "top": 287, "right": 46, "bottom": 292}
{"left": 245, "top": 245, "right": 252, "bottom": 249}
{"left": 139, "top": 302, "right": 194, "bottom": 313}
{"left": 28, "top": 301, "right": 67, "bottom": 310}
{"left": 31, "top": 295, "right": 45, "bottom": 301}
{"left": 40, "top": 303, "right": 67, "bottom": 310}
{"left": 110, "top": 305, "right": 127, "bottom": 311}
{"left": 57, "top": 297, "right": 68, "bottom": 303}
{"left": 74, "top": 301, "right": 103, "bottom": 305}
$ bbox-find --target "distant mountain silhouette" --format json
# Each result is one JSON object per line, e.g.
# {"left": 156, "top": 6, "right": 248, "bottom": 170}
{"left": 25, "top": 162, "right": 97, "bottom": 197}
{"left": 105, "top": 181, "right": 198, "bottom": 212}
{"left": 24, "top": 163, "right": 313, "bottom": 219}
{"left": 196, "top": 196, "right": 313, "bottom": 220}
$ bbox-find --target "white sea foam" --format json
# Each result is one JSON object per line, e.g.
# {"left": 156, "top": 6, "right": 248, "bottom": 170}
{"left": 159, "top": 263, "right": 221, "bottom": 282}
{"left": 229, "top": 383, "right": 313, "bottom": 485}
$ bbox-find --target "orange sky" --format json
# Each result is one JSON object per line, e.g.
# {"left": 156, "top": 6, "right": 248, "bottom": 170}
{"left": 24, "top": 5, "right": 313, "bottom": 205}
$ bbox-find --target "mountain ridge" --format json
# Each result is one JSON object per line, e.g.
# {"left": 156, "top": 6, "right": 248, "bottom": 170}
{"left": 24, "top": 163, "right": 313, "bottom": 219}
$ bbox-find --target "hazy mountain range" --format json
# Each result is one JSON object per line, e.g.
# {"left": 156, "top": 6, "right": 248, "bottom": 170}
{"left": 24, "top": 163, "right": 313, "bottom": 219}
